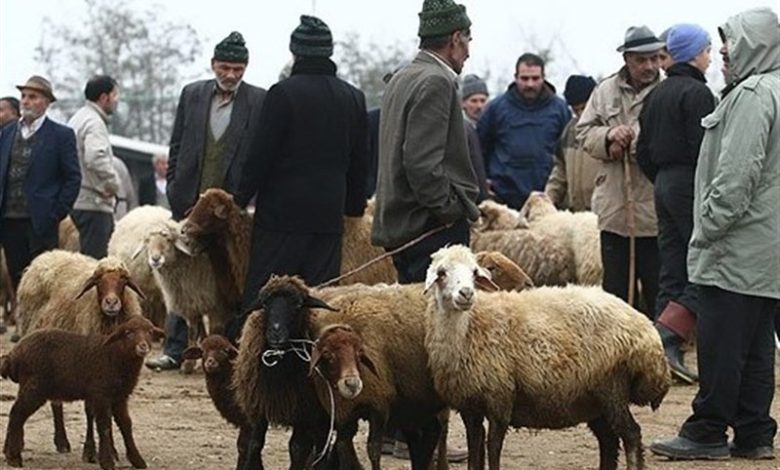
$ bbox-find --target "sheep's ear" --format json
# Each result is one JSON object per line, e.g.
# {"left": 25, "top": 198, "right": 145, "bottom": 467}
{"left": 475, "top": 267, "right": 500, "bottom": 292}
{"left": 173, "top": 235, "right": 195, "bottom": 256}
{"left": 125, "top": 277, "right": 147, "bottom": 300}
{"left": 360, "top": 350, "right": 379, "bottom": 377}
{"left": 131, "top": 242, "right": 146, "bottom": 260}
{"left": 182, "top": 346, "right": 203, "bottom": 361}
{"left": 309, "top": 344, "right": 323, "bottom": 377}
{"left": 304, "top": 295, "right": 338, "bottom": 312}
{"left": 423, "top": 268, "right": 441, "bottom": 295}
{"left": 213, "top": 204, "right": 229, "bottom": 220}
{"left": 151, "top": 326, "right": 165, "bottom": 342}
{"left": 227, "top": 344, "right": 239, "bottom": 359}
{"left": 103, "top": 326, "right": 127, "bottom": 346}
{"left": 74, "top": 274, "right": 99, "bottom": 300}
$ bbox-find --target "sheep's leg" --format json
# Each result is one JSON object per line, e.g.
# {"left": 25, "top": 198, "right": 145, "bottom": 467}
{"left": 486, "top": 419, "right": 508, "bottom": 470}
{"left": 51, "top": 401, "right": 71, "bottom": 452}
{"left": 335, "top": 419, "right": 362, "bottom": 470}
{"left": 587, "top": 416, "right": 619, "bottom": 470}
{"left": 461, "top": 410, "right": 486, "bottom": 470}
{"left": 289, "top": 424, "right": 316, "bottom": 470}
{"left": 4, "top": 389, "right": 46, "bottom": 467}
{"left": 366, "top": 412, "right": 387, "bottom": 470}
{"left": 94, "top": 403, "right": 116, "bottom": 470}
{"left": 241, "top": 418, "right": 268, "bottom": 470}
{"left": 83, "top": 401, "right": 97, "bottom": 462}
{"left": 180, "top": 318, "right": 200, "bottom": 374}
{"left": 604, "top": 405, "right": 644, "bottom": 470}
{"left": 404, "top": 415, "right": 441, "bottom": 470}
{"left": 112, "top": 400, "right": 147, "bottom": 469}
{"left": 436, "top": 409, "right": 449, "bottom": 470}
{"left": 236, "top": 425, "right": 253, "bottom": 470}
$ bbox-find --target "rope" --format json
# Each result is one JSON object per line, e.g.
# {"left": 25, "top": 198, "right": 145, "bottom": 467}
{"left": 623, "top": 150, "right": 637, "bottom": 307}
{"left": 316, "top": 222, "right": 455, "bottom": 288}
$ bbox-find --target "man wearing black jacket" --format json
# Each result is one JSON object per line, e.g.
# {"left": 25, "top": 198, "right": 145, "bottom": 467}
{"left": 236, "top": 15, "right": 368, "bottom": 315}
{"left": 637, "top": 23, "right": 716, "bottom": 384}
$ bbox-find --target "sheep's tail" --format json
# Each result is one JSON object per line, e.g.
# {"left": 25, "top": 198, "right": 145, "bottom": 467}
{"left": 628, "top": 332, "right": 671, "bottom": 411}
{"left": 0, "top": 353, "right": 17, "bottom": 382}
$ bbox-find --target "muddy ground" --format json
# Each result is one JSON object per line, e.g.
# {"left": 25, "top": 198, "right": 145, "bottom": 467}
{"left": 2, "top": 336, "right": 779, "bottom": 470}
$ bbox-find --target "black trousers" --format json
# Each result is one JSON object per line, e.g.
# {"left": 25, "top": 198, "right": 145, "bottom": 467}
{"left": 390, "top": 219, "right": 470, "bottom": 284}
{"left": 600, "top": 231, "right": 660, "bottom": 319}
{"left": 680, "top": 285, "right": 778, "bottom": 447}
{"left": 655, "top": 167, "right": 699, "bottom": 316}
{"left": 0, "top": 218, "right": 58, "bottom": 289}
{"left": 71, "top": 209, "right": 114, "bottom": 259}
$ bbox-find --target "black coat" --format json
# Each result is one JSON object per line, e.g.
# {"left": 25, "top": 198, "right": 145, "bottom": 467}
{"left": 237, "top": 57, "right": 368, "bottom": 233}
{"left": 166, "top": 80, "right": 266, "bottom": 220}
{"left": 637, "top": 63, "right": 716, "bottom": 182}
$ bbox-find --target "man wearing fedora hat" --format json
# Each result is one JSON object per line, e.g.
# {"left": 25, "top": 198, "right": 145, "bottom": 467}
{"left": 0, "top": 75, "right": 81, "bottom": 291}
{"left": 576, "top": 26, "right": 664, "bottom": 318}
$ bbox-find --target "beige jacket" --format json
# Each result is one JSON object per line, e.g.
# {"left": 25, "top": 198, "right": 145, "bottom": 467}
{"left": 545, "top": 115, "right": 599, "bottom": 211}
{"left": 575, "top": 68, "right": 659, "bottom": 237}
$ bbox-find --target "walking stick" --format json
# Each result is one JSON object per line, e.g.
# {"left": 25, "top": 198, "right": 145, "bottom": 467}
{"left": 623, "top": 149, "right": 637, "bottom": 307}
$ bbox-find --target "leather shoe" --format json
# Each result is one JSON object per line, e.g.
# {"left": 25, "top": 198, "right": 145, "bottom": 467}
{"left": 145, "top": 354, "right": 180, "bottom": 371}
{"left": 730, "top": 442, "right": 775, "bottom": 460}
{"left": 650, "top": 435, "right": 729, "bottom": 460}
{"left": 657, "top": 324, "right": 698, "bottom": 384}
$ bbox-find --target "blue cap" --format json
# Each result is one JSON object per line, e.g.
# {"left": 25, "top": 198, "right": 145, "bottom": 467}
{"left": 667, "top": 24, "right": 711, "bottom": 63}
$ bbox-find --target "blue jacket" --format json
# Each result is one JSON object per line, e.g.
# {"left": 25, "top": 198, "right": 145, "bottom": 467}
{"left": 0, "top": 118, "right": 81, "bottom": 236}
{"left": 478, "top": 83, "right": 570, "bottom": 208}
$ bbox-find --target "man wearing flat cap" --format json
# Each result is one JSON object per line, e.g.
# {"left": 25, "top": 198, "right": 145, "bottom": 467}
{"left": 146, "top": 32, "right": 266, "bottom": 372}
{"left": 0, "top": 75, "right": 81, "bottom": 291}
{"left": 576, "top": 26, "right": 664, "bottom": 319}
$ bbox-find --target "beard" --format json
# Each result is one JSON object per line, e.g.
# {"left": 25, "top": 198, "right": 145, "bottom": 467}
{"left": 21, "top": 107, "right": 43, "bottom": 120}
{"left": 216, "top": 76, "right": 241, "bottom": 92}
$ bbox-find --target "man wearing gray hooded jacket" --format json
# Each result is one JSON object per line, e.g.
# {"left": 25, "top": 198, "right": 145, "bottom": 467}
{"left": 651, "top": 7, "right": 780, "bottom": 461}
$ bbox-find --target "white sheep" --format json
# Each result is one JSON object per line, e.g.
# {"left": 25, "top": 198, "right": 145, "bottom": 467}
{"left": 474, "top": 200, "right": 529, "bottom": 231}
{"left": 108, "top": 205, "right": 173, "bottom": 328}
{"left": 520, "top": 191, "right": 602, "bottom": 285}
{"left": 423, "top": 245, "right": 670, "bottom": 470}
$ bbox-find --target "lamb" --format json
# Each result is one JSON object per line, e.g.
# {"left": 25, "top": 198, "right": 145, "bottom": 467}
{"left": 142, "top": 221, "right": 231, "bottom": 373}
{"left": 520, "top": 191, "right": 602, "bottom": 285}
{"left": 471, "top": 228, "right": 575, "bottom": 286}
{"left": 14, "top": 250, "right": 146, "bottom": 458}
{"left": 109, "top": 205, "right": 175, "bottom": 328}
{"left": 1, "top": 315, "right": 163, "bottom": 469}
{"left": 422, "top": 245, "right": 670, "bottom": 470}
{"left": 182, "top": 335, "right": 256, "bottom": 470}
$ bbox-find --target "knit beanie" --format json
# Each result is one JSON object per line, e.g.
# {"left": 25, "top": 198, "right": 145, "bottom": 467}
{"left": 418, "top": 0, "right": 471, "bottom": 38}
{"left": 461, "top": 74, "right": 488, "bottom": 99}
{"left": 213, "top": 31, "right": 249, "bottom": 63}
{"left": 667, "top": 24, "right": 711, "bottom": 63}
{"left": 563, "top": 75, "right": 597, "bottom": 106}
{"left": 290, "top": 15, "right": 333, "bottom": 58}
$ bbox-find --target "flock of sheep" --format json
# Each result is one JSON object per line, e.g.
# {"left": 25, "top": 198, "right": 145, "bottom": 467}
{"left": 0, "top": 189, "right": 671, "bottom": 470}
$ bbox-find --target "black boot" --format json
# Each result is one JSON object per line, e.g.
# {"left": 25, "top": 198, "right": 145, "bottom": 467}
{"left": 657, "top": 324, "right": 698, "bottom": 384}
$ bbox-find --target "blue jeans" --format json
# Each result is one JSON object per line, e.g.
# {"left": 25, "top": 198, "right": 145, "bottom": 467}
{"left": 162, "top": 312, "right": 188, "bottom": 362}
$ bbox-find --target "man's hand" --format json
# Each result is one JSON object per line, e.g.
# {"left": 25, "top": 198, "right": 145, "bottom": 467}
{"left": 607, "top": 125, "right": 635, "bottom": 149}
{"left": 608, "top": 141, "right": 626, "bottom": 161}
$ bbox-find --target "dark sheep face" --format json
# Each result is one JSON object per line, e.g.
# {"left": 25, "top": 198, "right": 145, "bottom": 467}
{"left": 180, "top": 189, "right": 234, "bottom": 239}
{"left": 263, "top": 294, "right": 307, "bottom": 349}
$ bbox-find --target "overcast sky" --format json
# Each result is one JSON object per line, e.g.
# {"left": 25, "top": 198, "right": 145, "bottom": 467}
{"left": 1, "top": 0, "right": 778, "bottom": 112}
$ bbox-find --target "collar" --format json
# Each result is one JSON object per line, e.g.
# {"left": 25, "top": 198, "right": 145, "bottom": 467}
{"left": 617, "top": 66, "right": 661, "bottom": 93}
{"left": 212, "top": 82, "right": 238, "bottom": 104}
{"left": 86, "top": 101, "right": 109, "bottom": 123}
{"left": 666, "top": 62, "right": 707, "bottom": 82}
{"left": 19, "top": 114, "right": 46, "bottom": 139}
{"left": 421, "top": 50, "right": 458, "bottom": 80}
{"left": 290, "top": 57, "right": 337, "bottom": 76}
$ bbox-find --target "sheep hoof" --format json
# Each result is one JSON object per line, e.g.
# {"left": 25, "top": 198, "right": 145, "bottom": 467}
{"left": 5, "top": 454, "right": 23, "bottom": 467}
{"left": 82, "top": 443, "right": 96, "bottom": 463}
{"left": 128, "top": 453, "right": 147, "bottom": 468}
{"left": 55, "top": 439, "right": 71, "bottom": 453}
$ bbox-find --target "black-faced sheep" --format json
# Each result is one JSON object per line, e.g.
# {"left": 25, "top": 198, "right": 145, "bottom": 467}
{"left": 423, "top": 245, "right": 670, "bottom": 470}
{"left": 182, "top": 335, "right": 256, "bottom": 470}
{"left": 1, "top": 315, "right": 163, "bottom": 469}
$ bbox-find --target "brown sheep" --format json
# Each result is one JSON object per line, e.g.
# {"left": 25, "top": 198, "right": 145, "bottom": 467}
{"left": 181, "top": 335, "right": 257, "bottom": 470}
{"left": 1, "top": 315, "right": 163, "bottom": 469}
{"left": 340, "top": 215, "right": 397, "bottom": 284}
{"left": 475, "top": 251, "right": 534, "bottom": 291}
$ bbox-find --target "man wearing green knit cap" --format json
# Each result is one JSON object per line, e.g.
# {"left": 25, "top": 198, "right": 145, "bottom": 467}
{"left": 372, "top": 1, "right": 475, "bottom": 463}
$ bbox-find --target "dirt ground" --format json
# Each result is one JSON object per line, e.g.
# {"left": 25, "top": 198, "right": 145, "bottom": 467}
{"left": 2, "top": 336, "right": 780, "bottom": 470}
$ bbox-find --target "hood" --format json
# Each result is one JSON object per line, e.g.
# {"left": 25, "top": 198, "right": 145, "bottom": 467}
{"left": 719, "top": 7, "right": 780, "bottom": 86}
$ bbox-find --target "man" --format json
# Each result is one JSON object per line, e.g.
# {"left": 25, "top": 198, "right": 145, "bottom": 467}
{"left": 461, "top": 73, "right": 488, "bottom": 127}
{"left": 651, "top": 7, "right": 780, "bottom": 461}
{"left": 68, "top": 75, "right": 122, "bottom": 259}
{"left": 0, "top": 97, "right": 20, "bottom": 127}
{"left": 138, "top": 152, "right": 170, "bottom": 209}
{"left": 545, "top": 74, "right": 598, "bottom": 211}
{"left": 576, "top": 26, "right": 664, "bottom": 319}
{"left": 236, "top": 14, "right": 368, "bottom": 315}
{"left": 146, "top": 32, "right": 266, "bottom": 371}
{"left": 0, "top": 75, "right": 80, "bottom": 289}
{"left": 372, "top": 0, "right": 480, "bottom": 284}
{"left": 478, "top": 53, "right": 571, "bottom": 209}
{"left": 636, "top": 24, "right": 716, "bottom": 384}
{"left": 658, "top": 28, "right": 675, "bottom": 72}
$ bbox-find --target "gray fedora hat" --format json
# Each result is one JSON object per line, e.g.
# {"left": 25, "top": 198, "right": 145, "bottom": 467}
{"left": 617, "top": 25, "right": 665, "bottom": 53}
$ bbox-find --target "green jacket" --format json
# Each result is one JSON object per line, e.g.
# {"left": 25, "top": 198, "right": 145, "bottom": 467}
{"left": 371, "top": 51, "right": 479, "bottom": 247}
{"left": 688, "top": 7, "right": 780, "bottom": 299}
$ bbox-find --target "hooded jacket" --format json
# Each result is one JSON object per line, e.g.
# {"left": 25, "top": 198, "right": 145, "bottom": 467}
{"left": 688, "top": 7, "right": 780, "bottom": 299}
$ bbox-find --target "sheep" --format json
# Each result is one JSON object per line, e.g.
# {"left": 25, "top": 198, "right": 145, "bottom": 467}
{"left": 233, "top": 275, "right": 339, "bottom": 470}
{"left": 181, "top": 335, "right": 256, "bottom": 470}
{"left": 520, "top": 191, "right": 602, "bottom": 285}
{"left": 471, "top": 229, "right": 575, "bottom": 287}
{"left": 142, "top": 221, "right": 231, "bottom": 373}
{"left": 108, "top": 205, "right": 174, "bottom": 329}
{"left": 58, "top": 215, "right": 81, "bottom": 252}
{"left": 474, "top": 200, "right": 529, "bottom": 231}
{"left": 1, "top": 315, "right": 163, "bottom": 469}
{"left": 422, "top": 245, "right": 670, "bottom": 470}
{"left": 340, "top": 214, "right": 397, "bottom": 285}
{"left": 14, "top": 250, "right": 146, "bottom": 459}
{"left": 474, "top": 251, "right": 534, "bottom": 291}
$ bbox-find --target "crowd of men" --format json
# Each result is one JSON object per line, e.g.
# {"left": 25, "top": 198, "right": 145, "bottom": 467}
{"left": 0, "top": 0, "right": 778, "bottom": 463}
